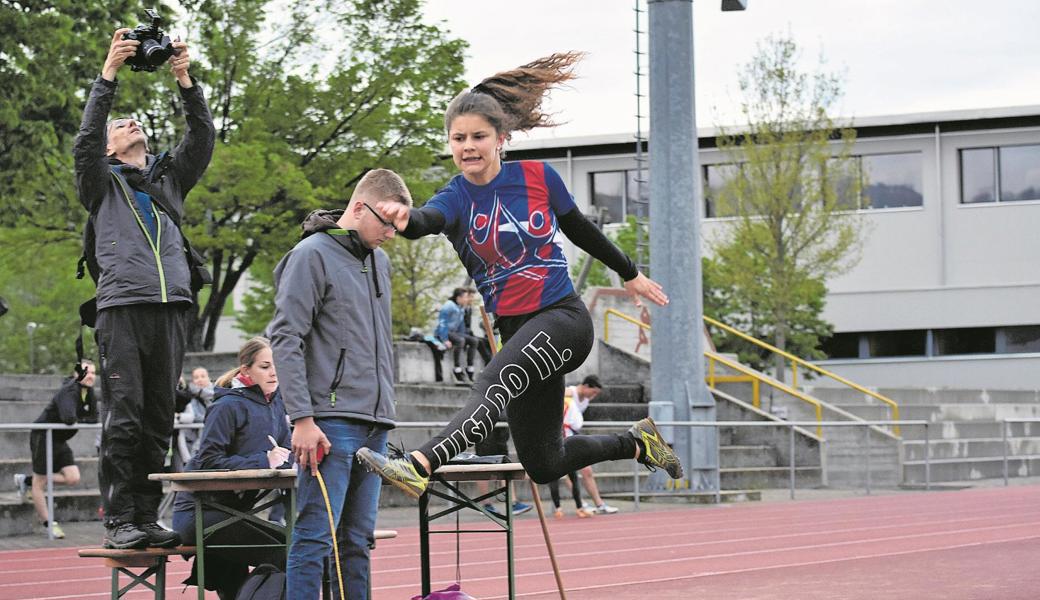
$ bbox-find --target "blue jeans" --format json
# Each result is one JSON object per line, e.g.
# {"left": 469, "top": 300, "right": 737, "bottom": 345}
{"left": 286, "top": 418, "right": 388, "bottom": 600}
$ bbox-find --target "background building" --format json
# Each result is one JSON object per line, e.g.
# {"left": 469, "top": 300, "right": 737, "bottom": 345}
{"left": 507, "top": 105, "right": 1040, "bottom": 390}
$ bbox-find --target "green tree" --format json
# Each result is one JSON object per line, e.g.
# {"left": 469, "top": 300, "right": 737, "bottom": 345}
{"left": 707, "top": 33, "right": 867, "bottom": 381}
{"left": 1, "top": 0, "right": 467, "bottom": 360}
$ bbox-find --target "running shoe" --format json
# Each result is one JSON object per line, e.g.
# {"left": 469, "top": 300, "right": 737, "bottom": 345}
{"left": 482, "top": 503, "right": 506, "bottom": 519}
{"left": 356, "top": 448, "right": 428, "bottom": 499}
{"left": 576, "top": 507, "right": 594, "bottom": 518}
{"left": 594, "top": 503, "right": 619, "bottom": 515}
{"left": 46, "top": 521, "right": 66, "bottom": 539}
{"left": 553, "top": 509, "right": 564, "bottom": 519}
{"left": 629, "top": 417, "right": 684, "bottom": 479}
{"left": 511, "top": 502, "right": 533, "bottom": 516}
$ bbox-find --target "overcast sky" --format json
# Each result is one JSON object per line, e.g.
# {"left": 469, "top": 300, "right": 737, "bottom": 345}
{"left": 421, "top": 0, "right": 1040, "bottom": 143}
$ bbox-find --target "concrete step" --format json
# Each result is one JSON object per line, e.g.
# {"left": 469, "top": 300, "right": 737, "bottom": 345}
{"left": 0, "top": 401, "right": 51, "bottom": 423}
{"left": 900, "top": 421, "right": 1040, "bottom": 441}
{"left": 0, "top": 490, "right": 102, "bottom": 536}
{"left": 837, "top": 403, "right": 1040, "bottom": 422}
{"left": 583, "top": 403, "right": 647, "bottom": 422}
{"left": 807, "top": 387, "right": 1040, "bottom": 406}
{"left": 720, "top": 445, "right": 779, "bottom": 469}
{"left": 902, "top": 437, "right": 1040, "bottom": 461}
{"left": 0, "top": 458, "right": 100, "bottom": 492}
{"left": 0, "top": 430, "right": 98, "bottom": 461}
{"left": 903, "top": 455, "right": 1040, "bottom": 483}
{"left": 591, "top": 384, "right": 646, "bottom": 405}
{"left": 720, "top": 466, "right": 823, "bottom": 489}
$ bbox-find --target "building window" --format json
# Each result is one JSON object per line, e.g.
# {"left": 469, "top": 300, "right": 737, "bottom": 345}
{"left": 866, "top": 330, "right": 927, "bottom": 357}
{"left": 960, "top": 143, "right": 1040, "bottom": 204}
{"left": 703, "top": 163, "right": 742, "bottom": 218}
{"left": 589, "top": 169, "right": 649, "bottom": 224}
{"left": 821, "top": 332, "right": 860, "bottom": 359}
{"left": 1001, "top": 325, "right": 1040, "bottom": 353}
{"left": 933, "top": 327, "right": 995, "bottom": 356}
{"left": 862, "top": 153, "right": 924, "bottom": 209}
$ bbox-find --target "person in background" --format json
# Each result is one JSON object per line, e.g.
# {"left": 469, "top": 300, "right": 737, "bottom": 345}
{"left": 547, "top": 388, "right": 591, "bottom": 518}
{"left": 172, "top": 337, "right": 291, "bottom": 600}
{"left": 435, "top": 287, "right": 481, "bottom": 384}
{"left": 563, "top": 375, "right": 620, "bottom": 514}
{"left": 14, "top": 360, "right": 99, "bottom": 539}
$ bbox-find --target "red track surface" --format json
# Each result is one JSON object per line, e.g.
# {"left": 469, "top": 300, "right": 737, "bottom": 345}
{"left": 2, "top": 485, "right": 1039, "bottom": 599}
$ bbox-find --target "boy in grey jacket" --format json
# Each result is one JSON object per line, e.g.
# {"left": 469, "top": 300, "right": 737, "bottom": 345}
{"left": 73, "top": 28, "right": 215, "bottom": 550}
{"left": 269, "top": 169, "right": 410, "bottom": 599}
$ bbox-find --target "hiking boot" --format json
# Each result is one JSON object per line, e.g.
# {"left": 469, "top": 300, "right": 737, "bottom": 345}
{"left": 13, "top": 473, "right": 30, "bottom": 499}
{"left": 103, "top": 522, "right": 149, "bottom": 549}
{"left": 511, "top": 502, "right": 532, "bottom": 516}
{"left": 139, "top": 521, "right": 181, "bottom": 548}
{"left": 356, "top": 448, "right": 428, "bottom": 499}
{"left": 594, "top": 503, "right": 620, "bottom": 515}
{"left": 629, "top": 417, "right": 684, "bottom": 479}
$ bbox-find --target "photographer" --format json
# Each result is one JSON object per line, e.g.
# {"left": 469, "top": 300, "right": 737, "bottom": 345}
{"left": 73, "top": 24, "right": 214, "bottom": 549}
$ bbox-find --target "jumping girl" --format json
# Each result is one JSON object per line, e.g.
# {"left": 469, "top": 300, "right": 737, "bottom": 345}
{"left": 358, "top": 52, "right": 683, "bottom": 496}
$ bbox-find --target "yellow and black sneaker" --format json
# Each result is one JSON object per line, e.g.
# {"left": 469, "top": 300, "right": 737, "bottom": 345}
{"left": 356, "top": 447, "right": 428, "bottom": 499}
{"left": 629, "top": 417, "right": 684, "bottom": 479}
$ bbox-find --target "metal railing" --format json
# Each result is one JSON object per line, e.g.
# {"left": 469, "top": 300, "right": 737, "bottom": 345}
{"left": 1002, "top": 418, "right": 1040, "bottom": 486}
{"left": 0, "top": 422, "right": 201, "bottom": 540}
{"left": 603, "top": 308, "right": 903, "bottom": 435}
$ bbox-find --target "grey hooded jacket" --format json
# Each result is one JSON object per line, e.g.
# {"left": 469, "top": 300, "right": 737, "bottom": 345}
{"left": 268, "top": 210, "right": 396, "bottom": 426}
{"left": 73, "top": 76, "right": 215, "bottom": 311}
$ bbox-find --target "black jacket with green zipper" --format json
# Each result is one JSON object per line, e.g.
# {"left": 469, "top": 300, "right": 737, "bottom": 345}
{"left": 73, "top": 76, "right": 215, "bottom": 311}
{"left": 268, "top": 210, "right": 397, "bottom": 426}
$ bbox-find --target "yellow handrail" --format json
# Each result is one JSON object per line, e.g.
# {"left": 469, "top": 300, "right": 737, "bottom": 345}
{"left": 702, "top": 315, "right": 900, "bottom": 435}
{"left": 602, "top": 309, "right": 824, "bottom": 436}
{"left": 603, "top": 308, "right": 901, "bottom": 436}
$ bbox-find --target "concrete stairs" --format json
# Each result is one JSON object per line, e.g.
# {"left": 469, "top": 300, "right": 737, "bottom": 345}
{"left": 811, "top": 387, "right": 1040, "bottom": 484}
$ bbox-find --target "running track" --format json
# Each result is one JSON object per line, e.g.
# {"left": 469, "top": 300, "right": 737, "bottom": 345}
{"left": 2, "top": 485, "right": 1039, "bottom": 599}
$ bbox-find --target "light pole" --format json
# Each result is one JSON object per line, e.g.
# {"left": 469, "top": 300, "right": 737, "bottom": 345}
{"left": 26, "top": 321, "right": 37, "bottom": 374}
{"left": 647, "top": 0, "right": 746, "bottom": 493}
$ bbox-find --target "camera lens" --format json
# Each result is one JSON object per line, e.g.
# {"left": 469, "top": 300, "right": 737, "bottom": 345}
{"left": 140, "top": 39, "right": 173, "bottom": 66}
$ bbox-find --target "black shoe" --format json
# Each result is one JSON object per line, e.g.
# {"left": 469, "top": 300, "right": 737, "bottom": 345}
{"left": 452, "top": 367, "right": 467, "bottom": 384}
{"left": 138, "top": 521, "right": 181, "bottom": 548}
{"left": 103, "top": 522, "right": 149, "bottom": 549}
{"left": 465, "top": 367, "right": 476, "bottom": 382}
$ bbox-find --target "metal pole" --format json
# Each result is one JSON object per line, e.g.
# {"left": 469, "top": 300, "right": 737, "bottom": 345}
{"left": 648, "top": 0, "right": 715, "bottom": 494}
{"left": 633, "top": 460, "right": 640, "bottom": 511}
{"left": 1003, "top": 419, "right": 1009, "bottom": 486}
{"left": 924, "top": 422, "right": 931, "bottom": 491}
{"left": 788, "top": 424, "right": 796, "bottom": 500}
{"left": 865, "top": 425, "right": 872, "bottom": 496}
{"left": 46, "top": 428, "right": 54, "bottom": 540}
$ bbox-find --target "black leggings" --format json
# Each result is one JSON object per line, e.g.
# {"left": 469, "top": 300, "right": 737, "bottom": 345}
{"left": 549, "top": 471, "right": 582, "bottom": 509}
{"left": 418, "top": 294, "right": 636, "bottom": 484}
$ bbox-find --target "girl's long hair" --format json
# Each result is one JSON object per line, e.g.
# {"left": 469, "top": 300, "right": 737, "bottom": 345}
{"left": 444, "top": 51, "right": 585, "bottom": 139}
{"left": 215, "top": 336, "right": 272, "bottom": 388}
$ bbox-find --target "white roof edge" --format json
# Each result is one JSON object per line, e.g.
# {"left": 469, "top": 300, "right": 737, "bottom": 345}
{"left": 505, "top": 104, "right": 1040, "bottom": 152}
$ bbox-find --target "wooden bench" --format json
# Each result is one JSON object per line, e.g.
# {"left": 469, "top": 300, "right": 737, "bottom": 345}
{"left": 78, "top": 546, "right": 197, "bottom": 599}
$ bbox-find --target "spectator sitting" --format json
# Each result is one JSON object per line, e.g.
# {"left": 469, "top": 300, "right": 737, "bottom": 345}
{"left": 172, "top": 337, "right": 292, "bottom": 600}
{"left": 14, "top": 360, "right": 99, "bottom": 539}
{"left": 172, "top": 367, "right": 214, "bottom": 471}
{"left": 436, "top": 287, "right": 481, "bottom": 384}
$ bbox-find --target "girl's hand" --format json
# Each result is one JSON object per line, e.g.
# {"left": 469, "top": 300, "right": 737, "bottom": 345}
{"left": 623, "top": 272, "right": 669, "bottom": 308}
{"left": 375, "top": 200, "right": 410, "bottom": 232}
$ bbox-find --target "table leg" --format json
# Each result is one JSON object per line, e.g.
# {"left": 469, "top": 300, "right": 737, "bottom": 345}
{"left": 156, "top": 558, "right": 166, "bottom": 600}
{"left": 420, "top": 490, "right": 431, "bottom": 598}
{"left": 506, "top": 481, "right": 515, "bottom": 600}
{"left": 194, "top": 496, "right": 205, "bottom": 600}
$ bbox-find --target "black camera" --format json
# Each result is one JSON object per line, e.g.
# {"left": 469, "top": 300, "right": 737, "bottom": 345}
{"left": 122, "top": 9, "right": 176, "bottom": 72}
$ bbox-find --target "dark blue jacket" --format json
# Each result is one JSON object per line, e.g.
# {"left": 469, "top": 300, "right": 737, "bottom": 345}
{"left": 173, "top": 383, "right": 292, "bottom": 515}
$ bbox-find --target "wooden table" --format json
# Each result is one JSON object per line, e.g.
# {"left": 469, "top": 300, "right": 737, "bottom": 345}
{"left": 420, "top": 463, "right": 528, "bottom": 600}
{"left": 149, "top": 468, "right": 296, "bottom": 600}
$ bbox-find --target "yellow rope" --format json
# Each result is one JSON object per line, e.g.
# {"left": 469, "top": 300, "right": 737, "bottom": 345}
{"left": 315, "top": 468, "right": 344, "bottom": 600}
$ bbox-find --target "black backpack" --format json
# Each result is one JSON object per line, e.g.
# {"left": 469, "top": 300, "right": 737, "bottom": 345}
{"left": 234, "top": 564, "right": 285, "bottom": 600}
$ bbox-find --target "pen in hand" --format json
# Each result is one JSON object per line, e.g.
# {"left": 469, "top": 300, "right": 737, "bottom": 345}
{"left": 267, "top": 435, "right": 290, "bottom": 469}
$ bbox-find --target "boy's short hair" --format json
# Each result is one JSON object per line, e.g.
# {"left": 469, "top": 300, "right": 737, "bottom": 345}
{"left": 581, "top": 374, "right": 602, "bottom": 389}
{"left": 352, "top": 169, "right": 412, "bottom": 207}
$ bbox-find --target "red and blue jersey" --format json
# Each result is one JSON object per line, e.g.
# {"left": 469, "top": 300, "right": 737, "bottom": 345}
{"left": 426, "top": 161, "right": 577, "bottom": 316}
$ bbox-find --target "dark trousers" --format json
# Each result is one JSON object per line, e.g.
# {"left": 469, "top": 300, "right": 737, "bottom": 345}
{"left": 548, "top": 471, "right": 583, "bottom": 509}
{"left": 418, "top": 294, "right": 636, "bottom": 484}
{"left": 96, "top": 303, "right": 188, "bottom": 525}
{"left": 447, "top": 332, "right": 478, "bottom": 368}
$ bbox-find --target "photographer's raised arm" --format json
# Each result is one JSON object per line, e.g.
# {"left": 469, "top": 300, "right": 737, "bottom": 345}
{"left": 73, "top": 29, "right": 137, "bottom": 212}
{"left": 167, "top": 40, "right": 215, "bottom": 202}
